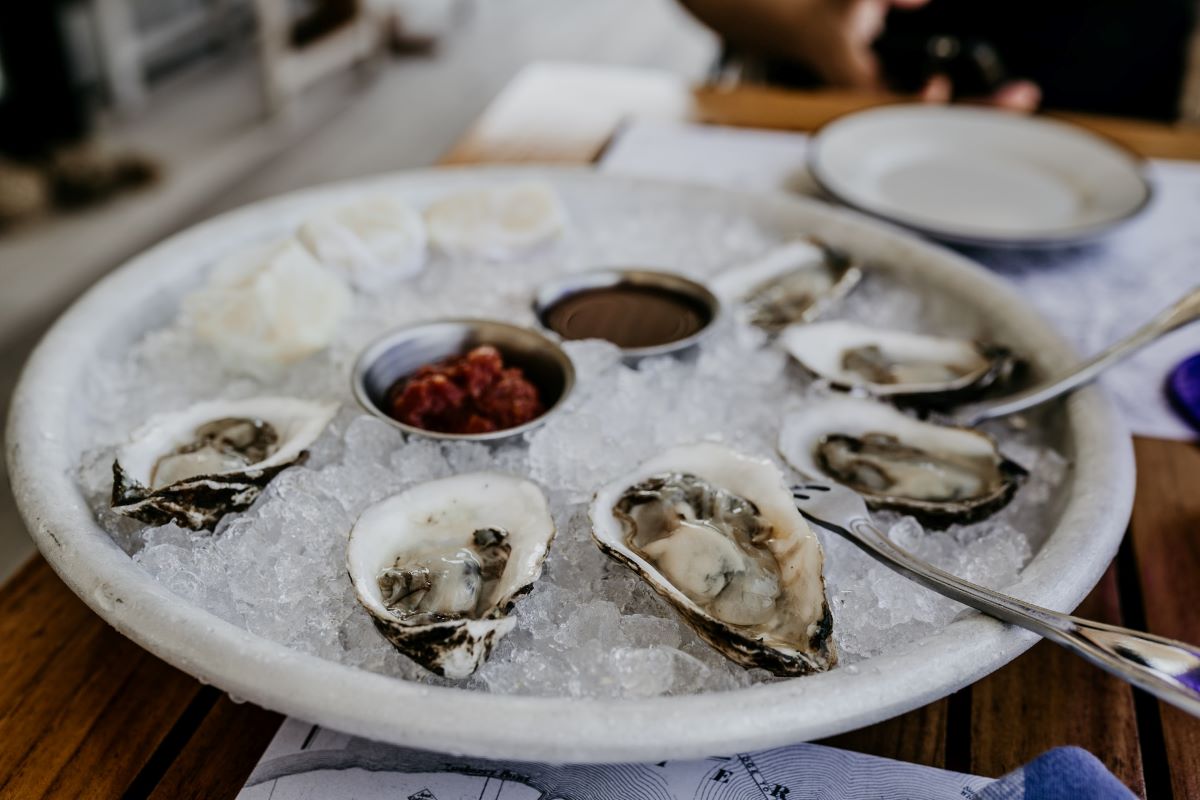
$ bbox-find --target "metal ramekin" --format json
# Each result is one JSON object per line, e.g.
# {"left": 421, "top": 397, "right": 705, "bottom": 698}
{"left": 352, "top": 318, "right": 576, "bottom": 442}
{"left": 532, "top": 268, "right": 721, "bottom": 359}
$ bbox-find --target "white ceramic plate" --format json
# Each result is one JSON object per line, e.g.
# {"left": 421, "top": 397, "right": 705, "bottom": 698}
{"left": 6, "top": 168, "right": 1134, "bottom": 763}
{"left": 809, "top": 105, "right": 1151, "bottom": 247}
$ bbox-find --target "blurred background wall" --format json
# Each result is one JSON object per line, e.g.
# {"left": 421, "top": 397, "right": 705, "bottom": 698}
{"left": 0, "top": 0, "right": 717, "bottom": 581}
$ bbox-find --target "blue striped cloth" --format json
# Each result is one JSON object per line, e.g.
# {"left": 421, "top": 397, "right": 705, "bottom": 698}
{"left": 978, "top": 746, "right": 1137, "bottom": 800}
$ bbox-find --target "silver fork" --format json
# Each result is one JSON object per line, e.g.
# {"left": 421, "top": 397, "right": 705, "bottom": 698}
{"left": 952, "top": 285, "right": 1200, "bottom": 426}
{"left": 792, "top": 481, "right": 1200, "bottom": 717}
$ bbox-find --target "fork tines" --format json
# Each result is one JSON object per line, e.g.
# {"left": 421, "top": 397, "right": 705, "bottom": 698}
{"left": 791, "top": 483, "right": 832, "bottom": 501}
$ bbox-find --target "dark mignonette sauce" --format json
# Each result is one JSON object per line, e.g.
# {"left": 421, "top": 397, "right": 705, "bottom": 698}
{"left": 540, "top": 284, "right": 712, "bottom": 350}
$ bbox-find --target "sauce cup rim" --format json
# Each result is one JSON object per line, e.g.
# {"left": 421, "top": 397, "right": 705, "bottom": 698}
{"left": 351, "top": 317, "right": 576, "bottom": 442}
{"left": 532, "top": 268, "right": 722, "bottom": 359}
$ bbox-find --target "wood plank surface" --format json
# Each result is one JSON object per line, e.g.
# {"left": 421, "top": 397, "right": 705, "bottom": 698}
{"left": 147, "top": 697, "right": 284, "bottom": 800}
{"left": 1130, "top": 437, "right": 1200, "bottom": 799}
{"left": 2, "top": 61, "right": 1199, "bottom": 800}
{"left": 818, "top": 699, "right": 950, "bottom": 769}
{"left": 0, "top": 557, "right": 208, "bottom": 799}
{"left": 693, "top": 84, "right": 1200, "bottom": 161}
{"left": 32, "top": 654, "right": 200, "bottom": 800}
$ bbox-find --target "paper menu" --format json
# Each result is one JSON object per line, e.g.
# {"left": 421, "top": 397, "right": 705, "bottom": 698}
{"left": 239, "top": 718, "right": 991, "bottom": 800}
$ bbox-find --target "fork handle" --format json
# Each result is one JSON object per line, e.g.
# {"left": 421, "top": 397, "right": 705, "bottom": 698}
{"left": 957, "top": 285, "right": 1200, "bottom": 426}
{"left": 845, "top": 517, "right": 1200, "bottom": 716}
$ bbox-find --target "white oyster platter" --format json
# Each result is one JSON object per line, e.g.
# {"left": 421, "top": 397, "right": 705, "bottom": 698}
{"left": 6, "top": 168, "right": 1134, "bottom": 763}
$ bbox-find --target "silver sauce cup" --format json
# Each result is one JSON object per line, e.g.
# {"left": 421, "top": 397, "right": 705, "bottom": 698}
{"left": 352, "top": 319, "right": 576, "bottom": 442}
{"left": 532, "top": 269, "right": 721, "bottom": 360}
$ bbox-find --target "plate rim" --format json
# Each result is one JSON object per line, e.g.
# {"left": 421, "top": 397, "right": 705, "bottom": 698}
{"left": 5, "top": 165, "right": 1136, "bottom": 762}
{"left": 807, "top": 103, "right": 1154, "bottom": 248}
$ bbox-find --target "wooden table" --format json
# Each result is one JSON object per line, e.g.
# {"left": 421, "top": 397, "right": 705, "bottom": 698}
{"left": 4, "top": 61, "right": 1199, "bottom": 799}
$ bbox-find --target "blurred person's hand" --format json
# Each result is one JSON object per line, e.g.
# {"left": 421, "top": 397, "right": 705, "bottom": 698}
{"left": 682, "top": 0, "right": 1041, "bottom": 110}
{"left": 919, "top": 73, "right": 1041, "bottom": 112}
{"left": 785, "top": 0, "right": 930, "bottom": 90}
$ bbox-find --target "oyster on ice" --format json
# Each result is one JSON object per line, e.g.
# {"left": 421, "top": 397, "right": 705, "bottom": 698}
{"left": 710, "top": 239, "right": 861, "bottom": 332}
{"left": 778, "top": 397, "right": 1025, "bottom": 526}
{"left": 298, "top": 195, "right": 427, "bottom": 290}
{"left": 590, "top": 443, "right": 836, "bottom": 676}
{"left": 781, "top": 320, "right": 1017, "bottom": 404}
{"left": 347, "top": 472, "right": 555, "bottom": 679}
{"left": 112, "top": 397, "right": 337, "bottom": 530}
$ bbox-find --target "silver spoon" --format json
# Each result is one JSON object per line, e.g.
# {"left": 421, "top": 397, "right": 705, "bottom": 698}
{"left": 955, "top": 286, "right": 1200, "bottom": 426}
{"left": 792, "top": 480, "right": 1200, "bottom": 717}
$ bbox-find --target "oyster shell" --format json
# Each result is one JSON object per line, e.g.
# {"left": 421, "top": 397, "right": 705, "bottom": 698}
{"left": 710, "top": 239, "right": 861, "bottom": 332}
{"left": 590, "top": 443, "right": 836, "bottom": 676}
{"left": 347, "top": 472, "right": 555, "bottom": 679}
{"left": 298, "top": 195, "right": 427, "bottom": 291}
{"left": 112, "top": 397, "right": 337, "bottom": 530}
{"left": 781, "top": 320, "right": 1016, "bottom": 404}
{"left": 424, "top": 182, "right": 567, "bottom": 260}
{"left": 778, "top": 397, "right": 1025, "bottom": 526}
{"left": 184, "top": 239, "right": 352, "bottom": 367}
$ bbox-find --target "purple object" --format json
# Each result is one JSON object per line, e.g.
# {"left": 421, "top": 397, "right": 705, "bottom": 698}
{"left": 1168, "top": 353, "right": 1200, "bottom": 434}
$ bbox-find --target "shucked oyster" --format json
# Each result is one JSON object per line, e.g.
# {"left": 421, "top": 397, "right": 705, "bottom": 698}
{"left": 591, "top": 443, "right": 836, "bottom": 676}
{"left": 347, "top": 472, "right": 555, "bottom": 679}
{"left": 710, "top": 239, "right": 861, "bottom": 332}
{"left": 112, "top": 397, "right": 337, "bottom": 530}
{"left": 778, "top": 397, "right": 1025, "bottom": 526}
{"left": 781, "top": 320, "right": 1017, "bottom": 405}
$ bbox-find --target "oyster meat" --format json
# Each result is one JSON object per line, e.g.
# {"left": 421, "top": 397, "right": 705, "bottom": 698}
{"left": 347, "top": 472, "right": 555, "bottom": 679}
{"left": 781, "top": 320, "right": 1016, "bottom": 404}
{"left": 710, "top": 239, "right": 861, "bottom": 332}
{"left": 590, "top": 443, "right": 836, "bottom": 676}
{"left": 424, "top": 182, "right": 567, "bottom": 260}
{"left": 112, "top": 397, "right": 337, "bottom": 530}
{"left": 298, "top": 195, "right": 427, "bottom": 290}
{"left": 778, "top": 397, "right": 1025, "bottom": 525}
{"left": 184, "top": 238, "right": 352, "bottom": 367}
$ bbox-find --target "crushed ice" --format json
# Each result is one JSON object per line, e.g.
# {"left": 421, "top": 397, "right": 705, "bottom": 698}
{"left": 76, "top": 181, "right": 1069, "bottom": 698}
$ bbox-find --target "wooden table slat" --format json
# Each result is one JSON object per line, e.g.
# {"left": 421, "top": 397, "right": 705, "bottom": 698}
{"left": 817, "top": 698, "right": 949, "bottom": 769}
{"left": 1129, "top": 438, "right": 1200, "bottom": 798}
{"left": 37, "top": 655, "right": 201, "bottom": 800}
{"left": 0, "top": 557, "right": 97, "bottom": 699}
{"left": 0, "top": 558, "right": 206, "bottom": 799}
{"left": 693, "top": 84, "right": 1200, "bottom": 161}
{"left": 147, "top": 697, "right": 283, "bottom": 800}
{"left": 0, "top": 607, "right": 124, "bottom": 783}
{"left": 0, "top": 636, "right": 182, "bottom": 798}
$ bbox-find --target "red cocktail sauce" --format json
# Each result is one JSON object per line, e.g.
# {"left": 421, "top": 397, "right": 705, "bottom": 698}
{"left": 388, "top": 346, "right": 544, "bottom": 434}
